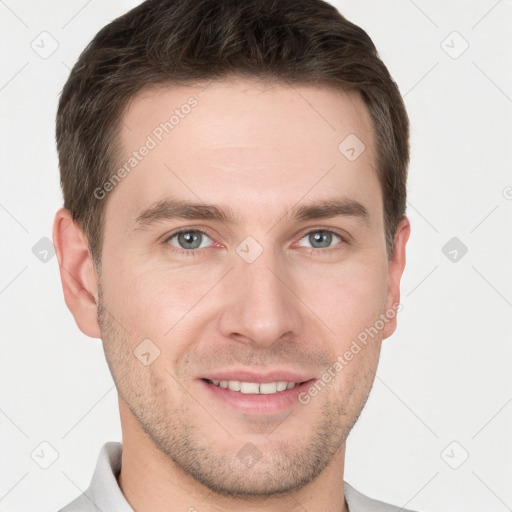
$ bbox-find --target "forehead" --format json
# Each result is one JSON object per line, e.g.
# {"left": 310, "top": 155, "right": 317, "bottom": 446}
{"left": 108, "top": 79, "right": 381, "bottom": 227}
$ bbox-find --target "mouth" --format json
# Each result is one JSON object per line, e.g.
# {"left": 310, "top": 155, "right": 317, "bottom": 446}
{"left": 199, "top": 376, "right": 317, "bottom": 415}
{"left": 202, "top": 378, "right": 309, "bottom": 395}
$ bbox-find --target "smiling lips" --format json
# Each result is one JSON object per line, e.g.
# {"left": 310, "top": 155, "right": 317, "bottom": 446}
{"left": 206, "top": 379, "right": 302, "bottom": 395}
{"left": 200, "top": 369, "right": 315, "bottom": 397}
{"left": 200, "top": 372, "right": 316, "bottom": 414}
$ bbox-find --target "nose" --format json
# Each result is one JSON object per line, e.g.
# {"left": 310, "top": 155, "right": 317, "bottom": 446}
{"left": 217, "top": 251, "right": 303, "bottom": 349}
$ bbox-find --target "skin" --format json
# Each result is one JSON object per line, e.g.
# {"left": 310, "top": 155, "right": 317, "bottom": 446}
{"left": 53, "top": 78, "right": 410, "bottom": 512}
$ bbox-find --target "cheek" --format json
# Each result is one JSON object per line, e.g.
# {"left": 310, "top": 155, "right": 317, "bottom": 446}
{"left": 298, "top": 258, "right": 388, "bottom": 342}
{"left": 101, "top": 258, "right": 221, "bottom": 347}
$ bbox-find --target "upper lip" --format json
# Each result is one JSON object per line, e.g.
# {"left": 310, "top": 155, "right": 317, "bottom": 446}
{"left": 200, "top": 369, "right": 315, "bottom": 384}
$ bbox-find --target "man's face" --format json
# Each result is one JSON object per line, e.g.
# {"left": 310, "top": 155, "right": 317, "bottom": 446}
{"left": 96, "top": 79, "right": 404, "bottom": 496}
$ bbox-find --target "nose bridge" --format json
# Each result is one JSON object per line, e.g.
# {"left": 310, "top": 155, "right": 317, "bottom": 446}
{"left": 217, "top": 245, "right": 302, "bottom": 347}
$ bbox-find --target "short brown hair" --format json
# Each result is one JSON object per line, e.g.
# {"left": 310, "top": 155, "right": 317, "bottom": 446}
{"left": 56, "top": 0, "right": 409, "bottom": 264}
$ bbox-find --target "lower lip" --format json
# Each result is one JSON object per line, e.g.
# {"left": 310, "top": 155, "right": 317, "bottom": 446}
{"left": 199, "top": 379, "right": 316, "bottom": 415}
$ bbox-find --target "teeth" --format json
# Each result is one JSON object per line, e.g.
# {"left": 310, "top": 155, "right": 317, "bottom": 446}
{"left": 276, "top": 381, "right": 288, "bottom": 391}
{"left": 240, "top": 382, "right": 259, "bottom": 394}
{"left": 259, "top": 382, "right": 277, "bottom": 394}
{"left": 208, "top": 379, "right": 300, "bottom": 394}
{"left": 228, "top": 380, "right": 241, "bottom": 391}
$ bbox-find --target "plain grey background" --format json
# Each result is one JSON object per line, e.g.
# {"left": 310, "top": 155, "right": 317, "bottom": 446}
{"left": 1, "top": 1, "right": 511, "bottom": 511}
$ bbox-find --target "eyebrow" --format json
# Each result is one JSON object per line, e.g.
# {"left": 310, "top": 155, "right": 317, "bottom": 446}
{"left": 134, "top": 197, "right": 370, "bottom": 228}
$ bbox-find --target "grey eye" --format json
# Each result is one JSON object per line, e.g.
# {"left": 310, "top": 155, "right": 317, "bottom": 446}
{"left": 309, "top": 231, "right": 332, "bottom": 248}
{"left": 168, "top": 230, "right": 212, "bottom": 250}
{"left": 297, "top": 230, "right": 342, "bottom": 250}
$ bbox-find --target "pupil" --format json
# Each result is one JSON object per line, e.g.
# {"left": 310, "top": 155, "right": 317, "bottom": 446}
{"left": 179, "top": 231, "right": 201, "bottom": 249}
{"left": 310, "top": 231, "right": 331, "bottom": 248}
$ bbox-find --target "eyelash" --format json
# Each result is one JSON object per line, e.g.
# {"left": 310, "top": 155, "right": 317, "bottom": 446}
{"left": 162, "top": 227, "right": 348, "bottom": 257}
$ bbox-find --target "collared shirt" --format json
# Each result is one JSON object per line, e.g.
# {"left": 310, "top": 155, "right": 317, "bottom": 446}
{"left": 58, "top": 442, "right": 418, "bottom": 512}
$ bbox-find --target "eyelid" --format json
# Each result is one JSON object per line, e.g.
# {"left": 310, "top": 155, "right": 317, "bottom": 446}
{"left": 297, "top": 226, "right": 349, "bottom": 242}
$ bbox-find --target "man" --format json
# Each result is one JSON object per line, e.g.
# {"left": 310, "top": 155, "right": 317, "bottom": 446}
{"left": 53, "top": 0, "right": 415, "bottom": 510}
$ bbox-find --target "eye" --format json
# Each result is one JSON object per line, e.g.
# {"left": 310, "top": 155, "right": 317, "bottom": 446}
{"left": 165, "top": 229, "right": 213, "bottom": 251}
{"left": 297, "top": 229, "right": 345, "bottom": 250}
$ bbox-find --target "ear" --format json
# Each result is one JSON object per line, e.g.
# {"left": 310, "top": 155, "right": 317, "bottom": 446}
{"left": 52, "top": 208, "right": 101, "bottom": 338}
{"left": 382, "top": 216, "right": 410, "bottom": 340}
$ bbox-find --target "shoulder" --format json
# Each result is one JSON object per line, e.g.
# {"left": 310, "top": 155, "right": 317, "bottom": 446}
{"left": 57, "top": 442, "right": 132, "bottom": 512}
{"left": 344, "top": 481, "right": 421, "bottom": 512}
{"left": 57, "top": 492, "right": 98, "bottom": 512}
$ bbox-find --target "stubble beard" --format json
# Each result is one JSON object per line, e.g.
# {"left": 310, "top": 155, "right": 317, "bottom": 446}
{"left": 97, "top": 285, "right": 377, "bottom": 498}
